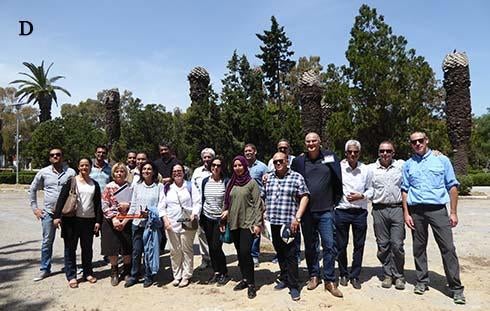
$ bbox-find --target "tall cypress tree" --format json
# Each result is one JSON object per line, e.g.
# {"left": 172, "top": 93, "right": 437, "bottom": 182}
{"left": 256, "top": 16, "right": 296, "bottom": 109}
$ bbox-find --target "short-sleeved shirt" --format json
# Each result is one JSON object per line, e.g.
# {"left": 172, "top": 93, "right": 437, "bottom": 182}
{"left": 304, "top": 155, "right": 335, "bottom": 212}
{"left": 154, "top": 156, "right": 179, "bottom": 179}
{"left": 401, "top": 149, "right": 459, "bottom": 205}
{"left": 90, "top": 161, "right": 111, "bottom": 191}
{"left": 368, "top": 159, "right": 404, "bottom": 204}
{"left": 249, "top": 160, "right": 268, "bottom": 190}
{"left": 263, "top": 169, "right": 309, "bottom": 225}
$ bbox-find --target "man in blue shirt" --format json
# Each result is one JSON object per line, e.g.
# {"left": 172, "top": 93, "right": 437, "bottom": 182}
{"left": 401, "top": 131, "right": 465, "bottom": 305}
{"left": 89, "top": 145, "right": 112, "bottom": 191}
{"left": 244, "top": 143, "right": 268, "bottom": 267}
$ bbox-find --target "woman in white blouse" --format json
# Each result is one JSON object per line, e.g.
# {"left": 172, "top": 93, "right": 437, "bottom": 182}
{"left": 159, "top": 163, "right": 201, "bottom": 288}
{"left": 54, "top": 157, "right": 103, "bottom": 288}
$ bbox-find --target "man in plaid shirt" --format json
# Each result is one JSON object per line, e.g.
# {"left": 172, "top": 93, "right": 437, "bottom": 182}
{"left": 263, "top": 152, "right": 309, "bottom": 301}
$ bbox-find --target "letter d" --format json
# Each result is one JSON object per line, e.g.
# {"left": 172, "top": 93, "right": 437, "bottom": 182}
{"left": 19, "top": 21, "right": 33, "bottom": 36}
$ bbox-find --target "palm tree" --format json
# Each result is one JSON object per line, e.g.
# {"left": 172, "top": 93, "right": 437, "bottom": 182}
{"left": 10, "top": 61, "right": 71, "bottom": 122}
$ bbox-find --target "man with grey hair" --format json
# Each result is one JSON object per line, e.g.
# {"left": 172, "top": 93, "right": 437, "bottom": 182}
{"left": 191, "top": 147, "right": 215, "bottom": 270}
{"left": 335, "top": 139, "right": 373, "bottom": 290}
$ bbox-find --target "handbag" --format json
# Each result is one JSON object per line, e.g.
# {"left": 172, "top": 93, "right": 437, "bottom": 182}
{"left": 61, "top": 177, "right": 78, "bottom": 217}
{"left": 220, "top": 223, "right": 232, "bottom": 244}
{"left": 176, "top": 191, "right": 198, "bottom": 231}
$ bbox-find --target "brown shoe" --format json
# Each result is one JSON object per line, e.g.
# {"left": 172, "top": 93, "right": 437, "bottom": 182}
{"left": 306, "top": 276, "right": 321, "bottom": 290}
{"left": 325, "top": 281, "right": 343, "bottom": 298}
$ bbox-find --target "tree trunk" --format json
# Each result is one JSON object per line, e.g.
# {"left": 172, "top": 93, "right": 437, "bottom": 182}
{"left": 103, "top": 89, "right": 121, "bottom": 154}
{"left": 38, "top": 94, "right": 52, "bottom": 122}
{"left": 299, "top": 70, "right": 327, "bottom": 145}
{"left": 188, "top": 66, "right": 210, "bottom": 103}
{"left": 443, "top": 51, "right": 472, "bottom": 175}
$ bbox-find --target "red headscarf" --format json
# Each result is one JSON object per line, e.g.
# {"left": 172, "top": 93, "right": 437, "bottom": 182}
{"left": 224, "top": 155, "right": 252, "bottom": 210}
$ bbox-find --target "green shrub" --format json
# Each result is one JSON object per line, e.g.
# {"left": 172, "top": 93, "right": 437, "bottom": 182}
{"left": 0, "top": 171, "right": 37, "bottom": 184}
{"left": 468, "top": 173, "right": 490, "bottom": 186}
{"left": 457, "top": 175, "right": 473, "bottom": 195}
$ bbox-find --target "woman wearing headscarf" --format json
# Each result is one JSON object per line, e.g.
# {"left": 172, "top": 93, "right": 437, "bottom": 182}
{"left": 221, "top": 155, "right": 263, "bottom": 299}
{"left": 101, "top": 162, "right": 132, "bottom": 286}
{"left": 53, "top": 157, "right": 103, "bottom": 288}
{"left": 159, "top": 162, "right": 201, "bottom": 288}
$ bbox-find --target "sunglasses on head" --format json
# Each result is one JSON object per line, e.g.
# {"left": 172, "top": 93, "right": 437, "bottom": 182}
{"left": 49, "top": 152, "right": 61, "bottom": 157}
{"left": 410, "top": 138, "right": 425, "bottom": 145}
{"left": 273, "top": 159, "right": 285, "bottom": 165}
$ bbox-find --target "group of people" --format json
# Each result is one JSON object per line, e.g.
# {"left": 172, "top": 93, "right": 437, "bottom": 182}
{"left": 28, "top": 131, "right": 465, "bottom": 304}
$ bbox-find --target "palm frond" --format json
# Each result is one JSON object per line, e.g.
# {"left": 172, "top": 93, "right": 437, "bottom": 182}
{"left": 49, "top": 75, "right": 65, "bottom": 83}
{"left": 52, "top": 85, "right": 71, "bottom": 97}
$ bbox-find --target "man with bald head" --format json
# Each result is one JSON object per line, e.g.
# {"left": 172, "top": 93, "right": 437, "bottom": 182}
{"left": 291, "top": 132, "right": 343, "bottom": 298}
{"left": 263, "top": 152, "right": 309, "bottom": 301}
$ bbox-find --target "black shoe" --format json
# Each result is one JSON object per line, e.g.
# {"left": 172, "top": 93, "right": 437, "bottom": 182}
{"left": 124, "top": 277, "right": 138, "bottom": 288}
{"left": 110, "top": 265, "right": 119, "bottom": 286}
{"left": 143, "top": 276, "right": 154, "bottom": 288}
{"left": 339, "top": 276, "right": 348, "bottom": 287}
{"left": 217, "top": 274, "right": 230, "bottom": 286}
{"left": 247, "top": 285, "right": 257, "bottom": 299}
{"left": 350, "top": 278, "right": 361, "bottom": 290}
{"left": 233, "top": 280, "right": 248, "bottom": 291}
{"left": 208, "top": 273, "right": 219, "bottom": 284}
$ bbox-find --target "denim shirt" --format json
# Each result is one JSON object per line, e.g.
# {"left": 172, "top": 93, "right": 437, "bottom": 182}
{"left": 401, "top": 149, "right": 459, "bottom": 205}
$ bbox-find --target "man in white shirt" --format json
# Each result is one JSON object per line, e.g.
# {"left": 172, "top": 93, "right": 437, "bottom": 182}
{"left": 190, "top": 147, "right": 215, "bottom": 270}
{"left": 335, "top": 140, "right": 373, "bottom": 290}
{"left": 368, "top": 141, "right": 406, "bottom": 290}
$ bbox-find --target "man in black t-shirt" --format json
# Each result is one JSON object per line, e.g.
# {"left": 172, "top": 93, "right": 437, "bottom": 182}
{"left": 291, "top": 132, "right": 343, "bottom": 298}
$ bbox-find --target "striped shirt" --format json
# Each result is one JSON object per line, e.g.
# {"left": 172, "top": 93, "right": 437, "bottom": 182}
{"left": 263, "top": 169, "right": 309, "bottom": 225}
{"left": 202, "top": 178, "right": 226, "bottom": 220}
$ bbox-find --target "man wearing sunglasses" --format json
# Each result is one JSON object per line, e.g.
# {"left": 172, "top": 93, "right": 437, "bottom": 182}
{"left": 368, "top": 141, "right": 406, "bottom": 290}
{"left": 335, "top": 140, "right": 373, "bottom": 290}
{"left": 401, "top": 132, "right": 465, "bottom": 304}
{"left": 263, "top": 152, "right": 309, "bottom": 301}
{"left": 29, "top": 148, "right": 76, "bottom": 281}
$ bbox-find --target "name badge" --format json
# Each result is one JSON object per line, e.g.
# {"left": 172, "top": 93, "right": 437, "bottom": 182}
{"left": 322, "top": 155, "right": 334, "bottom": 164}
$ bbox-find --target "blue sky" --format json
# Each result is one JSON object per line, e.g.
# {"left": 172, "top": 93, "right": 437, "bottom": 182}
{"left": 1, "top": 0, "right": 488, "bottom": 116}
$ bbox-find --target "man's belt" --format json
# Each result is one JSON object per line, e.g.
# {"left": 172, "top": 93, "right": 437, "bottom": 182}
{"left": 372, "top": 203, "right": 402, "bottom": 209}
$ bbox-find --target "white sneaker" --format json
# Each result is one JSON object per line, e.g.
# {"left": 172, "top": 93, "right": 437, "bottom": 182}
{"left": 253, "top": 257, "right": 259, "bottom": 268}
{"left": 33, "top": 271, "right": 50, "bottom": 282}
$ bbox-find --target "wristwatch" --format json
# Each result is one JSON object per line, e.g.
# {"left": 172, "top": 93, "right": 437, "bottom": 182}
{"left": 295, "top": 217, "right": 301, "bottom": 223}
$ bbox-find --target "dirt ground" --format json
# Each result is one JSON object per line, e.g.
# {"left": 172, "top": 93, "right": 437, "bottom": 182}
{"left": 1, "top": 188, "right": 489, "bottom": 311}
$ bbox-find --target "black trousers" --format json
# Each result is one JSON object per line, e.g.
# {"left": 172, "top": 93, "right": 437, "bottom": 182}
{"left": 271, "top": 224, "right": 299, "bottom": 289}
{"left": 231, "top": 228, "right": 254, "bottom": 285}
{"left": 201, "top": 215, "right": 228, "bottom": 275}
{"left": 335, "top": 208, "right": 368, "bottom": 280}
{"left": 62, "top": 217, "right": 95, "bottom": 280}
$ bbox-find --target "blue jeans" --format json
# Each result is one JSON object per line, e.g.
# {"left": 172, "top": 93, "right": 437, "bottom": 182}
{"left": 251, "top": 235, "right": 260, "bottom": 259}
{"left": 301, "top": 210, "right": 336, "bottom": 282}
{"left": 40, "top": 212, "right": 56, "bottom": 272}
{"left": 130, "top": 225, "right": 145, "bottom": 279}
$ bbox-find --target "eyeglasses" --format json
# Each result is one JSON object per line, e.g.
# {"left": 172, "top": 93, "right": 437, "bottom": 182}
{"left": 273, "top": 159, "right": 285, "bottom": 165}
{"left": 379, "top": 149, "right": 393, "bottom": 154}
{"left": 211, "top": 163, "right": 222, "bottom": 168}
{"left": 49, "top": 152, "right": 61, "bottom": 157}
{"left": 346, "top": 150, "right": 359, "bottom": 155}
{"left": 410, "top": 138, "right": 425, "bottom": 145}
